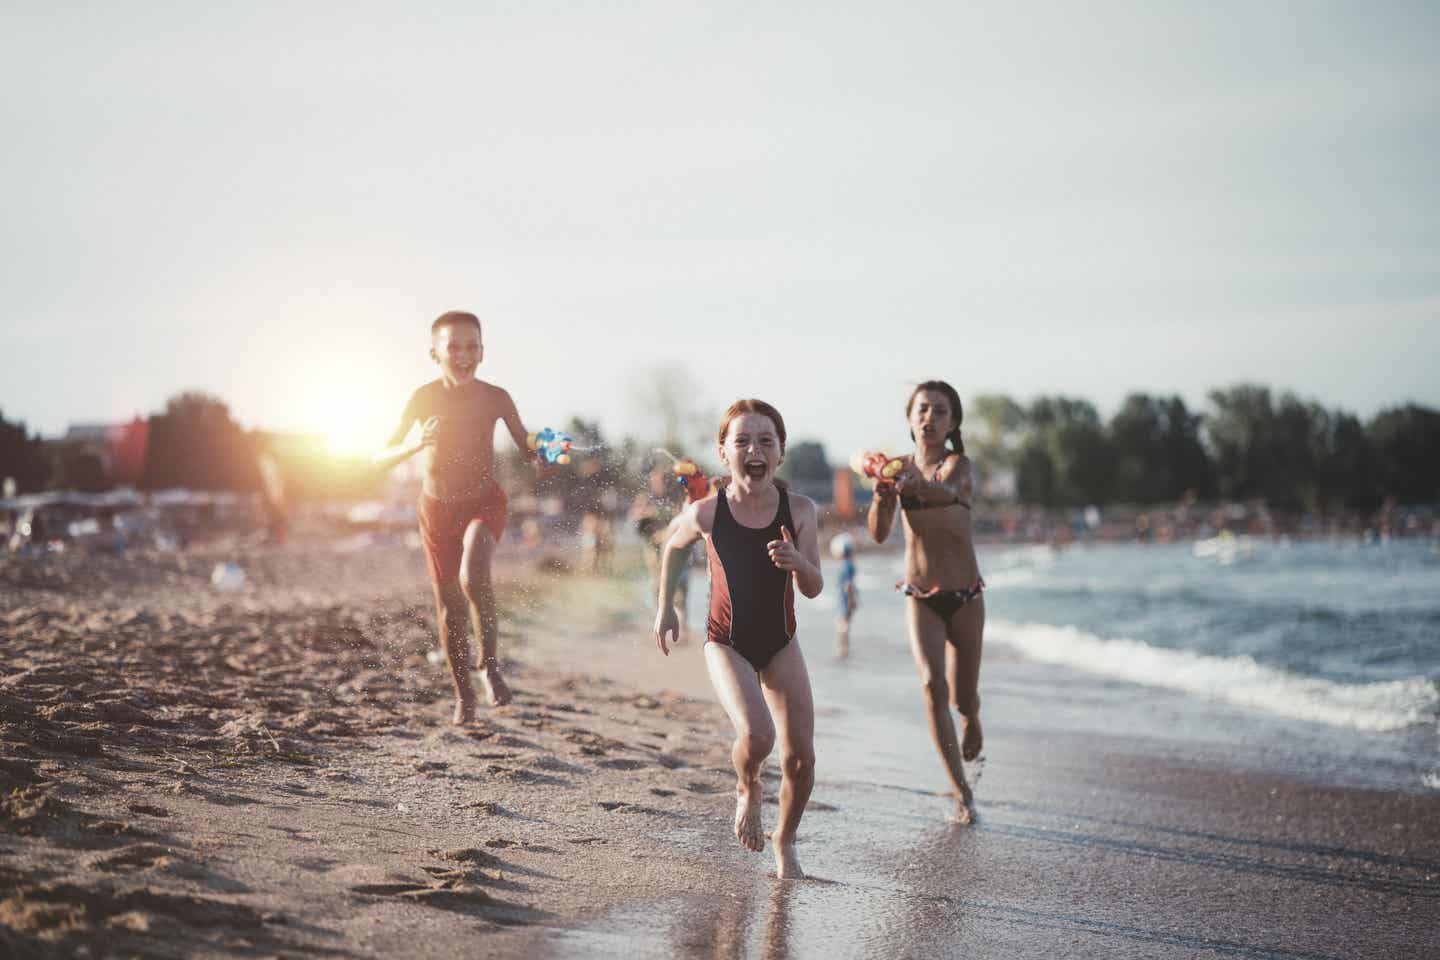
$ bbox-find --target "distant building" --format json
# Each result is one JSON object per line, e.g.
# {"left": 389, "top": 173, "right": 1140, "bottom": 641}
{"left": 50, "top": 418, "right": 149, "bottom": 489}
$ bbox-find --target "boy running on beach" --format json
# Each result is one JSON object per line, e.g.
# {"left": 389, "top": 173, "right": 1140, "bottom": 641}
{"left": 375, "top": 311, "right": 539, "bottom": 723}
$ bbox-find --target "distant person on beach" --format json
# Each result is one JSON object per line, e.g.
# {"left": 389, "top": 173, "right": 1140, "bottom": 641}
{"left": 654, "top": 399, "right": 823, "bottom": 879}
{"left": 374, "top": 310, "right": 542, "bottom": 723}
{"left": 831, "top": 533, "right": 858, "bottom": 658}
{"left": 868, "top": 380, "right": 985, "bottom": 824}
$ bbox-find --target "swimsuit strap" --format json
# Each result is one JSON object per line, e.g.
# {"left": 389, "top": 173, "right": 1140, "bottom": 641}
{"left": 777, "top": 486, "right": 795, "bottom": 540}
{"left": 716, "top": 486, "right": 734, "bottom": 526}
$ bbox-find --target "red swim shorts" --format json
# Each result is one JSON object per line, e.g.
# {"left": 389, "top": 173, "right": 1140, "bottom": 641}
{"left": 417, "top": 485, "right": 507, "bottom": 584}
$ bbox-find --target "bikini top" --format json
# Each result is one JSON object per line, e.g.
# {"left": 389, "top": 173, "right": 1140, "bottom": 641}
{"left": 900, "top": 460, "right": 972, "bottom": 512}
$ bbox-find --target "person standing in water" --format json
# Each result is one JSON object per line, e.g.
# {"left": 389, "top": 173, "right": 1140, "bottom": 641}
{"left": 654, "top": 399, "right": 823, "bottom": 879}
{"left": 868, "top": 380, "right": 985, "bottom": 824}
{"left": 374, "top": 310, "right": 542, "bottom": 723}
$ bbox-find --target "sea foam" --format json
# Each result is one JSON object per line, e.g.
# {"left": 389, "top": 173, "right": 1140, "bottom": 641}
{"left": 989, "top": 618, "right": 1439, "bottom": 732}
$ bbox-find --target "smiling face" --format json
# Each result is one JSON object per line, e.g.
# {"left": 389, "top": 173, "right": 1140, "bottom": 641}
{"left": 719, "top": 412, "right": 785, "bottom": 490}
{"left": 431, "top": 321, "right": 482, "bottom": 382}
{"left": 907, "top": 388, "right": 956, "bottom": 447}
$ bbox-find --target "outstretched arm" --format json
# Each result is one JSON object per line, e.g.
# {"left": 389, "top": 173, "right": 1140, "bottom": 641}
{"left": 497, "top": 389, "right": 530, "bottom": 451}
{"left": 868, "top": 481, "right": 899, "bottom": 543}
{"left": 373, "top": 393, "right": 436, "bottom": 472}
{"left": 897, "top": 454, "right": 972, "bottom": 506}
{"left": 497, "top": 389, "right": 546, "bottom": 472}
{"left": 654, "top": 501, "right": 708, "bottom": 655}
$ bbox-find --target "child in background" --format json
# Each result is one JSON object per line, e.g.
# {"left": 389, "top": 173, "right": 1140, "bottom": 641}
{"left": 832, "top": 533, "right": 859, "bottom": 659}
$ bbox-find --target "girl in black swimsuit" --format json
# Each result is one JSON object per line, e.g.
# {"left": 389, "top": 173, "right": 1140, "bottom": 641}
{"left": 867, "top": 380, "right": 985, "bottom": 825}
{"left": 653, "top": 399, "right": 824, "bottom": 879}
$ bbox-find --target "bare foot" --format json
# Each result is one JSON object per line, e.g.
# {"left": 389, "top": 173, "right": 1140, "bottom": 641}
{"left": 960, "top": 712, "right": 983, "bottom": 762}
{"left": 452, "top": 697, "right": 477, "bottom": 726}
{"left": 734, "top": 781, "right": 764, "bottom": 852}
{"left": 773, "top": 838, "right": 805, "bottom": 879}
{"left": 950, "top": 789, "right": 976, "bottom": 826}
{"left": 479, "top": 660, "right": 512, "bottom": 707}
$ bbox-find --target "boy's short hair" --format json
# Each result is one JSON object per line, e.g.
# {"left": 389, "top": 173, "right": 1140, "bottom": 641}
{"left": 431, "top": 311, "right": 482, "bottom": 339}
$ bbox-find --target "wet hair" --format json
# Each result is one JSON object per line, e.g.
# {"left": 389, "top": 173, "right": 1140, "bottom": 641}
{"left": 431, "top": 310, "right": 482, "bottom": 339}
{"left": 906, "top": 380, "right": 966, "bottom": 456}
{"left": 718, "top": 399, "right": 789, "bottom": 488}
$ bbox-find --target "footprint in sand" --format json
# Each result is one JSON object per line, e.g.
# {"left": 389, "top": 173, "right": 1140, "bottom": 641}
{"left": 486, "top": 764, "right": 567, "bottom": 786}
{"left": 594, "top": 758, "right": 648, "bottom": 771}
{"left": 463, "top": 800, "right": 507, "bottom": 816}
{"left": 90, "top": 844, "right": 178, "bottom": 872}
{"left": 427, "top": 846, "right": 504, "bottom": 867}
{"left": 349, "top": 878, "right": 546, "bottom": 917}
{"left": 596, "top": 801, "right": 668, "bottom": 816}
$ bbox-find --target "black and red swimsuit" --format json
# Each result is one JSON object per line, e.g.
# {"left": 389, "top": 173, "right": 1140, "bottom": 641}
{"left": 705, "top": 488, "right": 797, "bottom": 671}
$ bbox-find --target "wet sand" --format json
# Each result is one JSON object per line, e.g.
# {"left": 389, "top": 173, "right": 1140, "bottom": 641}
{"left": 3, "top": 545, "right": 1438, "bottom": 958}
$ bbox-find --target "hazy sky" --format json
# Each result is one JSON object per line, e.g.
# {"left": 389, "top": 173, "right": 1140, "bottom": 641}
{"left": 3, "top": 1, "right": 1437, "bottom": 460}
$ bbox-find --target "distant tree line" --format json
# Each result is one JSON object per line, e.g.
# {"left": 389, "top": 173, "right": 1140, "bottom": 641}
{"left": 3, "top": 383, "right": 1437, "bottom": 511}
{"left": 0, "top": 393, "right": 379, "bottom": 502}
{"left": 970, "top": 385, "right": 1439, "bottom": 511}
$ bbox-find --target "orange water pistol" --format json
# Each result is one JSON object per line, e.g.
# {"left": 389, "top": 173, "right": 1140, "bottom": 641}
{"left": 853, "top": 451, "right": 906, "bottom": 487}
{"left": 673, "top": 458, "right": 711, "bottom": 502}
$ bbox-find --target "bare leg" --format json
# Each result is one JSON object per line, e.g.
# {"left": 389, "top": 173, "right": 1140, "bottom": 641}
{"left": 704, "top": 643, "right": 775, "bottom": 854}
{"left": 760, "top": 641, "right": 815, "bottom": 880}
{"left": 460, "top": 523, "right": 510, "bottom": 707}
{"left": 836, "top": 617, "right": 850, "bottom": 659}
{"left": 946, "top": 595, "right": 985, "bottom": 762}
{"left": 431, "top": 580, "right": 477, "bottom": 724}
{"left": 906, "top": 599, "right": 973, "bottom": 824}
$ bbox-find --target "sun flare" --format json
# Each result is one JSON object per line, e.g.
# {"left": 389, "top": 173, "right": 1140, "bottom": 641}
{"left": 297, "top": 389, "right": 395, "bottom": 459}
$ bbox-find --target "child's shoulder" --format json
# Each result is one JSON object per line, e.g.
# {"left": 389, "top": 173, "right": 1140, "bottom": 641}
{"left": 786, "top": 490, "right": 819, "bottom": 518}
{"left": 472, "top": 378, "right": 514, "bottom": 401}
{"left": 689, "top": 491, "right": 721, "bottom": 533}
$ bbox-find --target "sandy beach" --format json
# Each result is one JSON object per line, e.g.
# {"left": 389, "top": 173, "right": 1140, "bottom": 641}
{"left": 3, "top": 542, "right": 1438, "bottom": 959}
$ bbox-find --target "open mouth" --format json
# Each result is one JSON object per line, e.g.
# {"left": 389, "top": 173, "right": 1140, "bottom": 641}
{"left": 744, "top": 461, "right": 768, "bottom": 480}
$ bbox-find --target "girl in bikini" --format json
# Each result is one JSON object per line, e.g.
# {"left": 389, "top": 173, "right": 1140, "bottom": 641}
{"left": 654, "top": 399, "right": 824, "bottom": 880}
{"left": 868, "top": 380, "right": 984, "bottom": 824}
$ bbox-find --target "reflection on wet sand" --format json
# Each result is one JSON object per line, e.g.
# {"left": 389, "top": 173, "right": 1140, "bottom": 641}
{"left": 763, "top": 881, "right": 797, "bottom": 960}
{"left": 670, "top": 878, "right": 797, "bottom": 960}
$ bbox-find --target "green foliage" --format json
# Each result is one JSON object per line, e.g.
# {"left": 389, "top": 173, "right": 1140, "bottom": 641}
{"left": 777, "top": 440, "right": 832, "bottom": 500}
{"left": 1014, "top": 439, "right": 1057, "bottom": 506}
{"left": 1110, "top": 394, "right": 1212, "bottom": 504}
{"left": 969, "top": 394, "right": 1027, "bottom": 471}
{"left": 1368, "top": 405, "right": 1440, "bottom": 504}
{"left": 1016, "top": 397, "right": 1115, "bottom": 506}
{"left": 140, "top": 391, "right": 261, "bottom": 492}
{"left": 0, "top": 409, "right": 50, "bottom": 494}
